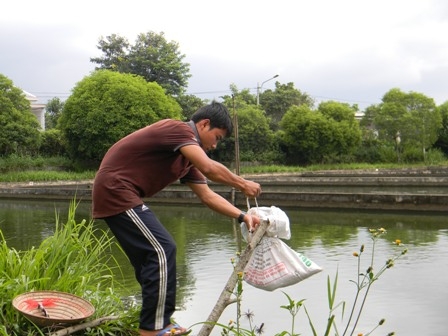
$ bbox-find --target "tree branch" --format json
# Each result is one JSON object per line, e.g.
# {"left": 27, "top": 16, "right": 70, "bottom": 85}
{"left": 197, "top": 219, "right": 269, "bottom": 336}
{"left": 49, "top": 315, "right": 119, "bottom": 336}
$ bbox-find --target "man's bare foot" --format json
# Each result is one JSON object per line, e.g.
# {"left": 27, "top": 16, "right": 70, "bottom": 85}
{"left": 139, "top": 329, "right": 157, "bottom": 336}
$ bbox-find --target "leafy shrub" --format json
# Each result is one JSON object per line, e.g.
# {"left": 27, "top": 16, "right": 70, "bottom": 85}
{"left": 59, "top": 70, "right": 182, "bottom": 161}
{"left": 0, "top": 154, "right": 44, "bottom": 172}
{"left": 39, "top": 129, "right": 67, "bottom": 157}
{"left": 401, "top": 146, "right": 423, "bottom": 163}
{"left": 377, "top": 145, "right": 397, "bottom": 163}
{"left": 425, "top": 148, "right": 447, "bottom": 164}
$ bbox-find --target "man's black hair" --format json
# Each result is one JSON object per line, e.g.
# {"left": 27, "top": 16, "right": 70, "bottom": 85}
{"left": 191, "top": 101, "right": 233, "bottom": 137}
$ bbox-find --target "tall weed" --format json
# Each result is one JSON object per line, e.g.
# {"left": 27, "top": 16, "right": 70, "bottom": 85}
{"left": 0, "top": 199, "right": 139, "bottom": 335}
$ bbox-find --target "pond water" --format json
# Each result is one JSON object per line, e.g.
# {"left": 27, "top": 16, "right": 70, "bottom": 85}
{"left": 1, "top": 199, "right": 447, "bottom": 336}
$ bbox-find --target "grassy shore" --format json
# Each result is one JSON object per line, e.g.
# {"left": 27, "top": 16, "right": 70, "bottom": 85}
{"left": 1, "top": 161, "right": 448, "bottom": 183}
{"left": 1, "top": 151, "right": 448, "bottom": 183}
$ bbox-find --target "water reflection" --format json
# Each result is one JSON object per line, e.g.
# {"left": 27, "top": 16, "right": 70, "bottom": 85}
{"left": 1, "top": 200, "right": 447, "bottom": 336}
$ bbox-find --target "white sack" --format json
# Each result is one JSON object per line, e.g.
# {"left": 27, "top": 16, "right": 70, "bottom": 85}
{"left": 245, "top": 206, "right": 291, "bottom": 240}
{"left": 243, "top": 236, "right": 322, "bottom": 291}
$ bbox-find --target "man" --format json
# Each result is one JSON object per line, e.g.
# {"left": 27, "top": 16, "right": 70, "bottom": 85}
{"left": 92, "top": 101, "right": 261, "bottom": 336}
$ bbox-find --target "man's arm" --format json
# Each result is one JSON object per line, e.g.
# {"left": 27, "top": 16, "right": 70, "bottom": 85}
{"left": 186, "top": 182, "right": 259, "bottom": 231}
{"left": 180, "top": 144, "right": 261, "bottom": 198}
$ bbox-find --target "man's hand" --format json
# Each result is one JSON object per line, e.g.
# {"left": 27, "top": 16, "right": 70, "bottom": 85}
{"left": 244, "top": 213, "right": 261, "bottom": 233}
{"left": 242, "top": 180, "right": 262, "bottom": 198}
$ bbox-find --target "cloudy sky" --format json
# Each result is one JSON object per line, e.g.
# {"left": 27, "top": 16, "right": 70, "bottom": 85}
{"left": 1, "top": 0, "right": 447, "bottom": 109}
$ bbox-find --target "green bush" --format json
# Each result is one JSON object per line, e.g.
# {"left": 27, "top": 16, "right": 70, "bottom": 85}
{"left": 425, "top": 148, "right": 447, "bottom": 164}
{"left": 0, "top": 74, "right": 42, "bottom": 156}
{"left": 401, "top": 146, "right": 423, "bottom": 163}
{"left": 0, "top": 154, "right": 44, "bottom": 172}
{"left": 39, "top": 129, "right": 67, "bottom": 157}
{"left": 59, "top": 70, "right": 182, "bottom": 161}
{"left": 377, "top": 145, "right": 398, "bottom": 163}
{"left": 353, "top": 138, "right": 383, "bottom": 163}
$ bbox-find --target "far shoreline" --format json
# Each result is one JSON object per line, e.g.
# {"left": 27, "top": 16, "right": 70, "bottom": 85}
{"left": 1, "top": 167, "right": 448, "bottom": 212}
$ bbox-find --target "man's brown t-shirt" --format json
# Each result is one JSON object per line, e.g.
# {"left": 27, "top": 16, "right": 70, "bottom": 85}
{"left": 92, "top": 119, "right": 207, "bottom": 218}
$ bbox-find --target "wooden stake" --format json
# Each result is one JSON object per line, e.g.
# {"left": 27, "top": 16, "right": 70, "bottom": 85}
{"left": 197, "top": 219, "right": 269, "bottom": 336}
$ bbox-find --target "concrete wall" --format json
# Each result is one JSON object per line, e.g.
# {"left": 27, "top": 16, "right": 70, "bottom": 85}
{"left": 1, "top": 168, "right": 448, "bottom": 212}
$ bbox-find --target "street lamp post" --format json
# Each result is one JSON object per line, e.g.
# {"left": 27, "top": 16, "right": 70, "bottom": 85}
{"left": 256, "top": 74, "right": 279, "bottom": 105}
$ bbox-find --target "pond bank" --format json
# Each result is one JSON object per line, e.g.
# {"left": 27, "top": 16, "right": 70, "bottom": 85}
{"left": 1, "top": 167, "right": 448, "bottom": 212}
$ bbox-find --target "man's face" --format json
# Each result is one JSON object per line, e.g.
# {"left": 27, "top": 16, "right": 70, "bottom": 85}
{"left": 198, "top": 120, "right": 227, "bottom": 152}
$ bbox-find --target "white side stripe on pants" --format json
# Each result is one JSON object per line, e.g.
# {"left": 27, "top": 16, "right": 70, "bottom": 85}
{"left": 126, "top": 208, "right": 168, "bottom": 330}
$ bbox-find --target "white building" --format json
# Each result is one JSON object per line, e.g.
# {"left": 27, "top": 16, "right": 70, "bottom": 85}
{"left": 355, "top": 111, "right": 364, "bottom": 121}
{"left": 23, "top": 90, "right": 46, "bottom": 130}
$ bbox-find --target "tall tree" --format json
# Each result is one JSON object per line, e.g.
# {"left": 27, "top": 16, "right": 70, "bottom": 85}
{"left": 45, "top": 97, "right": 65, "bottom": 129}
{"left": 0, "top": 74, "right": 41, "bottom": 155}
{"left": 90, "top": 34, "right": 130, "bottom": 72}
{"left": 318, "top": 101, "right": 362, "bottom": 156}
{"left": 279, "top": 102, "right": 361, "bottom": 164}
{"left": 260, "top": 82, "right": 314, "bottom": 130}
{"left": 319, "top": 100, "right": 358, "bottom": 122}
{"left": 175, "top": 94, "right": 206, "bottom": 121}
{"left": 210, "top": 88, "right": 276, "bottom": 164}
{"left": 233, "top": 104, "right": 274, "bottom": 161}
{"left": 374, "top": 88, "right": 441, "bottom": 161}
{"left": 279, "top": 105, "right": 332, "bottom": 164}
{"left": 91, "top": 31, "right": 191, "bottom": 96}
{"left": 434, "top": 101, "right": 448, "bottom": 155}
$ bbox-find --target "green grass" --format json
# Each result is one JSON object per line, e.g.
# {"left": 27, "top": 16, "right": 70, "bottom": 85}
{"left": 1, "top": 157, "right": 448, "bottom": 183}
{"left": 0, "top": 170, "right": 97, "bottom": 182}
{"left": 0, "top": 155, "right": 98, "bottom": 182}
{"left": 237, "top": 161, "right": 448, "bottom": 175}
{"left": 0, "top": 199, "right": 139, "bottom": 335}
